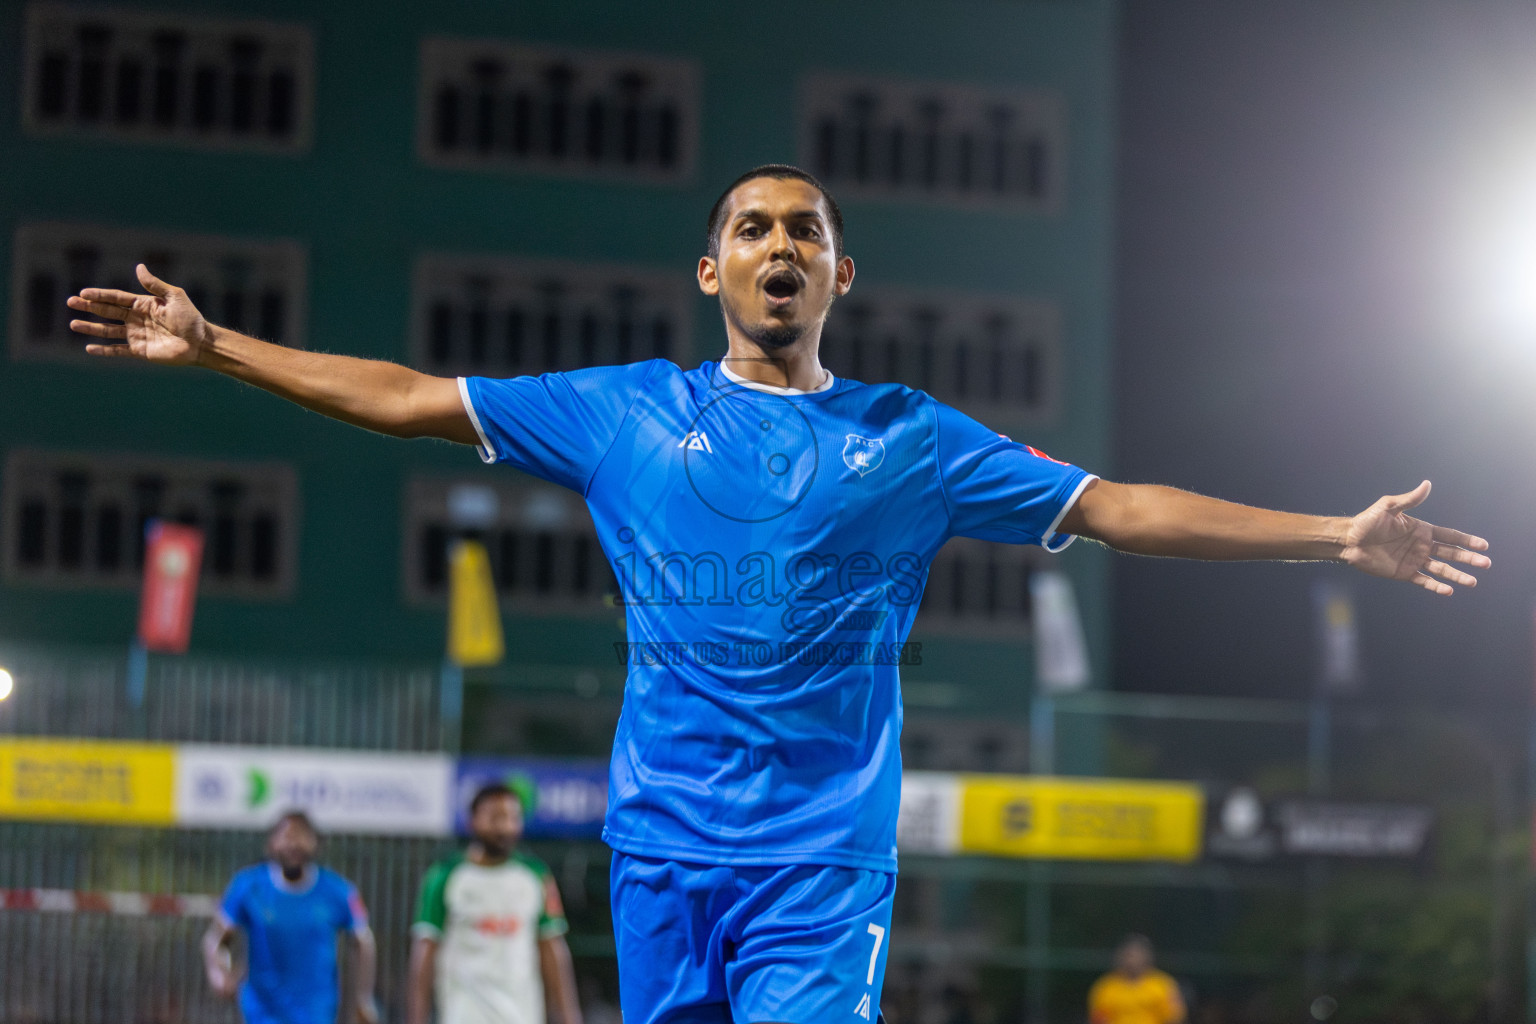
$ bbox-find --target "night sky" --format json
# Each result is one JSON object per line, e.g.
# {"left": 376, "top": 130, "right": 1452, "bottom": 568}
{"left": 1114, "top": 0, "right": 1535, "bottom": 710}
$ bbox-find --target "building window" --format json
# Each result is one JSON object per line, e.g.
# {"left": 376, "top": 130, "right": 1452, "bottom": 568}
{"left": 799, "top": 72, "right": 1065, "bottom": 211}
{"left": 917, "top": 536, "right": 1041, "bottom": 638}
{"left": 410, "top": 254, "right": 693, "bottom": 376}
{"left": 417, "top": 37, "right": 698, "bottom": 182}
{"left": 404, "top": 477, "right": 615, "bottom": 613}
{"left": 819, "top": 288, "right": 1062, "bottom": 424}
{"left": 23, "top": 3, "right": 313, "bottom": 152}
{"left": 11, "top": 222, "right": 307, "bottom": 363}
{"left": 3, "top": 450, "right": 297, "bottom": 597}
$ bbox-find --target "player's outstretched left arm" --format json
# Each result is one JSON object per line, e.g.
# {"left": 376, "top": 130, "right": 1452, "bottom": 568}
{"left": 1060, "top": 478, "right": 1489, "bottom": 596}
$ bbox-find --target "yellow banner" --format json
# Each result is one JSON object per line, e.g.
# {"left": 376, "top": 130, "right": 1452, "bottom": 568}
{"left": 448, "top": 539, "right": 505, "bottom": 667}
{"left": 0, "top": 738, "right": 176, "bottom": 825}
{"left": 959, "top": 775, "right": 1204, "bottom": 862}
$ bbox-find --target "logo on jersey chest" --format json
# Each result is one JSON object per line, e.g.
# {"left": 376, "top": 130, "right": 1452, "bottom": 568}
{"left": 842, "top": 435, "right": 885, "bottom": 477}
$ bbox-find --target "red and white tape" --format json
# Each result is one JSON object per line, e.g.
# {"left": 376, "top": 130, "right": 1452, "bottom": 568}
{"left": 0, "top": 888, "right": 216, "bottom": 917}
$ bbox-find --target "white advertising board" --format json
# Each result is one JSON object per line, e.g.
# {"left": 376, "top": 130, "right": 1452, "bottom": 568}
{"left": 176, "top": 745, "right": 453, "bottom": 836}
{"left": 896, "top": 771, "right": 961, "bottom": 855}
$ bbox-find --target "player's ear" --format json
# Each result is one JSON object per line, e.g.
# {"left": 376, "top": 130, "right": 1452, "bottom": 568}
{"left": 698, "top": 256, "right": 719, "bottom": 296}
{"left": 834, "top": 256, "right": 855, "bottom": 297}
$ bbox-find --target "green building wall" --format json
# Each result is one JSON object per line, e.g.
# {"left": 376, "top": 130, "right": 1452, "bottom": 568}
{"left": 0, "top": 0, "right": 1116, "bottom": 715}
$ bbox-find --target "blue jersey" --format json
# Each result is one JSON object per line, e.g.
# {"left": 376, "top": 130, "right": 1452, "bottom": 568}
{"left": 463, "top": 360, "right": 1093, "bottom": 872}
{"left": 219, "top": 863, "right": 368, "bottom": 1024}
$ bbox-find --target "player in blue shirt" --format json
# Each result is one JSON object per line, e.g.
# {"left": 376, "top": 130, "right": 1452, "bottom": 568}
{"left": 73, "top": 165, "right": 1488, "bottom": 1024}
{"left": 204, "top": 811, "right": 379, "bottom": 1024}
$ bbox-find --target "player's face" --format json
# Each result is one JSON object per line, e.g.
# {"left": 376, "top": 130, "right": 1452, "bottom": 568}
{"left": 699, "top": 177, "right": 854, "bottom": 350}
{"left": 471, "top": 793, "right": 524, "bottom": 856}
{"left": 266, "top": 819, "right": 318, "bottom": 875}
{"left": 1116, "top": 943, "right": 1152, "bottom": 977}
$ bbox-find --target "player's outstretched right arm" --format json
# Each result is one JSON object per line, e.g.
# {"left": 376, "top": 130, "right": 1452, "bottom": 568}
{"left": 67, "top": 264, "right": 479, "bottom": 445}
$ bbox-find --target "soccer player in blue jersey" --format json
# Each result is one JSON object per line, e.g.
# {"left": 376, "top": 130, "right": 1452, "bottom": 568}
{"left": 72, "top": 165, "right": 1489, "bottom": 1024}
{"left": 204, "top": 811, "right": 379, "bottom": 1024}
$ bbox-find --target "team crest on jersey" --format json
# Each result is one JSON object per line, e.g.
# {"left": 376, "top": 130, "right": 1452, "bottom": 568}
{"left": 842, "top": 435, "right": 885, "bottom": 477}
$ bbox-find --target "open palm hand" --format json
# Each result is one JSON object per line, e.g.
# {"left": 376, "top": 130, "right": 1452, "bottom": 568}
{"left": 1340, "top": 481, "right": 1490, "bottom": 595}
{"left": 67, "top": 263, "right": 210, "bottom": 365}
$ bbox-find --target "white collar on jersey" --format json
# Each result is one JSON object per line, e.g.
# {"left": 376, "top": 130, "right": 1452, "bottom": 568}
{"left": 718, "top": 359, "right": 835, "bottom": 395}
{"left": 268, "top": 862, "right": 319, "bottom": 894}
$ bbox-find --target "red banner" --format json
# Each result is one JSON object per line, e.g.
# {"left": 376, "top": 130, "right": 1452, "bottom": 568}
{"left": 136, "top": 521, "right": 204, "bottom": 654}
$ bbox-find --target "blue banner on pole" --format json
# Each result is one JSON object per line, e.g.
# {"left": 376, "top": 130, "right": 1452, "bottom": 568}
{"left": 452, "top": 757, "right": 608, "bottom": 839}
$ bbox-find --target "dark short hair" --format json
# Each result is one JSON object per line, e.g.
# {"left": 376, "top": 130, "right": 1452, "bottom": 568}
{"left": 470, "top": 779, "right": 534, "bottom": 817}
{"left": 1118, "top": 933, "right": 1153, "bottom": 954}
{"left": 268, "top": 810, "right": 318, "bottom": 841}
{"left": 706, "top": 164, "right": 845, "bottom": 260}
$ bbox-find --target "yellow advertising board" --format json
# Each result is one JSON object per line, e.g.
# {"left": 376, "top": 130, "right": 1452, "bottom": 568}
{"left": 0, "top": 738, "right": 177, "bottom": 826}
{"left": 959, "top": 775, "right": 1204, "bottom": 862}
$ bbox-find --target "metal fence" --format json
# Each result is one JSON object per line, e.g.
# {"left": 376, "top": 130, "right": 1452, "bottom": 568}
{"left": 0, "top": 643, "right": 444, "bottom": 750}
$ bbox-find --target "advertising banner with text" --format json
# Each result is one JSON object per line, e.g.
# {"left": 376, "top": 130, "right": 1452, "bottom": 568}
{"left": 0, "top": 738, "right": 176, "bottom": 826}
{"left": 958, "top": 775, "right": 1205, "bottom": 862}
{"left": 453, "top": 757, "right": 609, "bottom": 840}
{"left": 176, "top": 745, "right": 453, "bottom": 836}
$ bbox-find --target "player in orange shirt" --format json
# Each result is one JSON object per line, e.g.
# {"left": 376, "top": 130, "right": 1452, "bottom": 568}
{"left": 1088, "top": 935, "right": 1186, "bottom": 1024}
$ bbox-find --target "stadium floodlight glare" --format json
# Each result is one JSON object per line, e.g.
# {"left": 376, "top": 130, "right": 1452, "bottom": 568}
{"left": 1444, "top": 144, "right": 1536, "bottom": 347}
{"left": 0, "top": 667, "right": 13, "bottom": 701}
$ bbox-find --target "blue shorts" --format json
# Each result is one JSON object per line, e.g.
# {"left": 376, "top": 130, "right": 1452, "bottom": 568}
{"left": 611, "top": 852, "right": 895, "bottom": 1024}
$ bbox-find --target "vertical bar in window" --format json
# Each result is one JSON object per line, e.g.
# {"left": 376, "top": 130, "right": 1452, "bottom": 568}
{"left": 472, "top": 59, "right": 502, "bottom": 154}
{"left": 38, "top": 50, "right": 70, "bottom": 119}
{"left": 421, "top": 524, "right": 447, "bottom": 590}
{"left": 56, "top": 471, "right": 89, "bottom": 570}
{"left": 65, "top": 246, "right": 102, "bottom": 307}
{"left": 259, "top": 289, "right": 286, "bottom": 344}
{"left": 151, "top": 32, "right": 186, "bottom": 129}
{"left": 1024, "top": 137, "right": 1047, "bottom": 199}
{"left": 251, "top": 511, "right": 278, "bottom": 582}
{"left": 584, "top": 94, "right": 605, "bottom": 163}
{"left": 814, "top": 115, "right": 837, "bottom": 180}
{"left": 534, "top": 532, "right": 555, "bottom": 592}
{"left": 617, "top": 72, "right": 645, "bottom": 165}
{"left": 543, "top": 64, "right": 575, "bottom": 159}
{"left": 115, "top": 56, "right": 144, "bottom": 125}
{"left": 955, "top": 130, "right": 975, "bottom": 193}
{"left": 918, "top": 98, "right": 943, "bottom": 190}
{"left": 95, "top": 501, "right": 123, "bottom": 573}
{"left": 505, "top": 306, "right": 525, "bottom": 368}
{"left": 26, "top": 271, "right": 56, "bottom": 341}
{"left": 650, "top": 314, "right": 671, "bottom": 360}
{"left": 1022, "top": 346, "right": 1042, "bottom": 407}
{"left": 887, "top": 122, "right": 905, "bottom": 186}
{"left": 850, "top": 93, "right": 876, "bottom": 184}
{"left": 228, "top": 38, "right": 261, "bottom": 134}
{"left": 498, "top": 528, "right": 519, "bottom": 593}
{"left": 613, "top": 288, "right": 635, "bottom": 364}
{"left": 210, "top": 480, "right": 242, "bottom": 578}
{"left": 76, "top": 25, "right": 112, "bottom": 123}
{"left": 579, "top": 310, "right": 599, "bottom": 367}
{"left": 133, "top": 475, "right": 165, "bottom": 569}
{"left": 511, "top": 90, "right": 533, "bottom": 155}
{"left": 655, "top": 101, "right": 679, "bottom": 170}
{"left": 18, "top": 499, "right": 49, "bottom": 567}
{"left": 266, "top": 66, "right": 295, "bottom": 138}
{"left": 539, "top": 282, "right": 564, "bottom": 371}
{"left": 434, "top": 81, "right": 461, "bottom": 152}
{"left": 467, "top": 279, "right": 490, "bottom": 367}
{"left": 429, "top": 299, "right": 454, "bottom": 366}
{"left": 988, "top": 105, "right": 1013, "bottom": 194}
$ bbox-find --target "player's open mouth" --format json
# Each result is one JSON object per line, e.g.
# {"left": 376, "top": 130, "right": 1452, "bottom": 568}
{"left": 762, "top": 270, "right": 802, "bottom": 306}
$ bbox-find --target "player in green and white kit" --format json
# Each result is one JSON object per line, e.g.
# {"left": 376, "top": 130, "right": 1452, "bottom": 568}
{"left": 408, "top": 783, "right": 583, "bottom": 1024}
